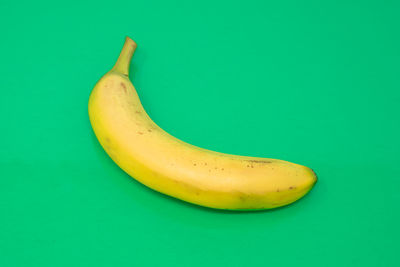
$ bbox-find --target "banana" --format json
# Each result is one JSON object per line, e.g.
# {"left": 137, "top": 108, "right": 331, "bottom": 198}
{"left": 88, "top": 37, "right": 317, "bottom": 210}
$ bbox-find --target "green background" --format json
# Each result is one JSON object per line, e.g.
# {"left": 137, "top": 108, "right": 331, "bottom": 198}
{"left": 1, "top": 0, "right": 399, "bottom": 266}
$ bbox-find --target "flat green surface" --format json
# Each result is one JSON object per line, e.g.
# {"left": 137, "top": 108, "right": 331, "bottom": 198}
{"left": 1, "top": 0, "right": 399, "bottom": 266}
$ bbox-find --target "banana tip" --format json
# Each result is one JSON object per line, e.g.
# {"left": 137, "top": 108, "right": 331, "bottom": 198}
{"left": 125, "top": 36, "right": 137, "bottom": 49}
{"left": 310, "top": 168, "right": 318, "bottom": 184}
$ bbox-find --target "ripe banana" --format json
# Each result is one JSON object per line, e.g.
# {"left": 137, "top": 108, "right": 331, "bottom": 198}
{"left": 88, "top": 37, "right": 317, "bottom": 210}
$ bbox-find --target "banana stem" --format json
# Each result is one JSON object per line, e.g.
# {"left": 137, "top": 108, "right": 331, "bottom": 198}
{"left": 111, "top": 36, "right": 137, "bottom": 76}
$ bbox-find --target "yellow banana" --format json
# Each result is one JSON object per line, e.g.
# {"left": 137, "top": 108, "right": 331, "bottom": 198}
{"left": 88, "top": 37, "right": 317, "bottom": 210}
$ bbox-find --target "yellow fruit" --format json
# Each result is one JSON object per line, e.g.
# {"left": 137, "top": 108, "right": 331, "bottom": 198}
{"left": 88, "top": 37, "right": 317, "bottom": 210}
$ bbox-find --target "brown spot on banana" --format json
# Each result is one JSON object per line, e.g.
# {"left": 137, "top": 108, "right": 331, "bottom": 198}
{"left": 120, "top": 82, "right": 127, "bottom": 93}
{"left": 247, "top": 159, "right": 272, "bottom": 164}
